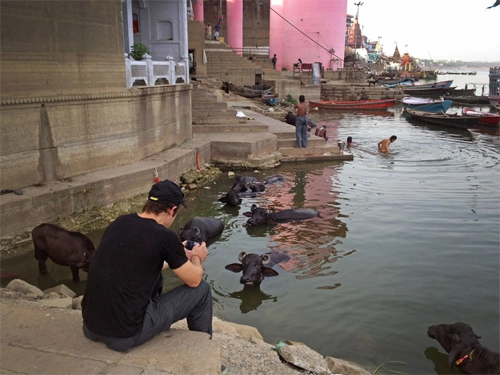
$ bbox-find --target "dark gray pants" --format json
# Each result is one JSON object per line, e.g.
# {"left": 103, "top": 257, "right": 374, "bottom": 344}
{"left": 83, "top": 279, "right": 213, "bottom": 352}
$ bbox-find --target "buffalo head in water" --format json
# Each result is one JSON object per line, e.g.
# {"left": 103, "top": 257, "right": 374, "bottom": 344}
{"left": 225, "top": 251, "right": 291, "bottom": 286}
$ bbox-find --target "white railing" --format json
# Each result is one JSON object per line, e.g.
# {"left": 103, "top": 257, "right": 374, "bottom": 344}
{"left": 125, "top": 54, "right": 190, "bottom": 89}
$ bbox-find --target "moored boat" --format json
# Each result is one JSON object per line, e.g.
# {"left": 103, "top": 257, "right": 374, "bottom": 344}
{"left": 261, "top": 92, "right": 279, "bottom": 106}
{"left": 462, "top": 108, "right": 500, "bottom": 126}
{"left": 403, "top": 86, "right": 456, "bottom": 96}
{"left": 404, "top": 108, "right": 481, "bottom": 129}
{"left": 452, "top": 88, "right": 476, "bottom": 96}
{"left": 443, "top": 95, "right": 490, "bottom": 105}
{"left": 383, "top": 81, "right": 414, "bottom": 88}
{"left": 309, "top": 99, "right": 396, "bottom": 110}
{"left": 410, "top": 79, "right": 454, "bottom": 89}
{"left": 230, "top": 84, "right": 273, "bottom": 98}
{"left": 401, "top": 97, "right": 453, "bottom": 113}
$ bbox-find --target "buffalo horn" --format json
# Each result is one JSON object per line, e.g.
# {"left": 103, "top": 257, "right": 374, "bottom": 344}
{"left": 238, "top": 251, "right": 247, "bottom": 262}
{"left": 261, "top": 254, "right": 271, "bottom": 265}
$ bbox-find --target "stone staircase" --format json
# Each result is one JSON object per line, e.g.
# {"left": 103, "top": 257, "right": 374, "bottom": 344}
{"left": 203, "top": 41, "right": 261, "bottom": 86}
{"left": 190, "top": 80, "right": 281, "bottom": 168}
{"left": 190, "top": 79, "right": 351, "bottom": 168}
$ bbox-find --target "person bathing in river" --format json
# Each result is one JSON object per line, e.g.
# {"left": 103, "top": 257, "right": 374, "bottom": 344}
{"left": 347, "top": 136, "right": 355, "bottom": 148}
{"left": 378, "top": 135, "right": 397, "bottom": 154}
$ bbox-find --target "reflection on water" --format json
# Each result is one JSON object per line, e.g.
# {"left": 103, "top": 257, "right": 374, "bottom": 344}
{"left": 2, "top": 102, "right": 499, "bottom": 374}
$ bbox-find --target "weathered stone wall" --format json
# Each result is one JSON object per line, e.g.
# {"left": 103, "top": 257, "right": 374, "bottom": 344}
{"left": 0, "top": 0, "right": 126, "bottom": 99}
{"left": 0, "top": 86, "right": 192, "bottom": 191}
{"left": 0, "top": 0, "right": 194, "bottom": 193}
{"left": 265, "top": 79, "right": 321, "bottom": 101}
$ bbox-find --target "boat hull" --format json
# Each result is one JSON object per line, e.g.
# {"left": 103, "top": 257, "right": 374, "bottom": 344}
{"left": 462, "top": 108, "right": 500, "bottom": 126}
{"left": 409, "top": 79, "right": 454, "bottom": 89}
{"left": 403, "top": 86, "right": 456, "bottom": 96}
{"left": 402, "top": 99, "right": 453, "bottom": 113}
{"left": 405, "top": 109, "right": 481, "bottom": 129}
{"left": 309, "top": 99, "right": 396, "bottom": 110}
{"left": 444, "top": 95, "right": 490, "bottom": 105}
{"left": 262, "top": 97, "right": 279, "bottom": 106}
{"left": 230, "top": 84, "right": 273, "bottom": 98}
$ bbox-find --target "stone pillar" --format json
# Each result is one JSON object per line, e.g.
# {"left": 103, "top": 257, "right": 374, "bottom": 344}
{"left": 270, "top": 0, "right": 284, "bottom": 71}
{"left": 226, "top": 0, "right": 243, "bottom": 56}
{"left": 193, "top": 0, "right": 204, "bottom": 21}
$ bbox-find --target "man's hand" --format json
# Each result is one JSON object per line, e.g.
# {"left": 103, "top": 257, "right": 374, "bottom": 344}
{"left": 184, "top": 241, "right": 208, "bottom": 263}
{"left": 175, "top": 241, "right": 208, "bottom": 287}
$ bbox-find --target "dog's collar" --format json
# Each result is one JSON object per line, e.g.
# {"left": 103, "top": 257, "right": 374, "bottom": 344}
{"left": 455, "top": 349, "right": 475, "bottom": 366}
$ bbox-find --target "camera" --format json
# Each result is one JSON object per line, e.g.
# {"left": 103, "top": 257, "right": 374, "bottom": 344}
{"left": 185, "top": 240, "right": 200, "bottom": 250}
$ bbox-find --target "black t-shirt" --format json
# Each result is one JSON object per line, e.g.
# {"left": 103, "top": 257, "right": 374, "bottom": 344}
{"left": 82, "top": 213, "right": 188, "bottom": 338}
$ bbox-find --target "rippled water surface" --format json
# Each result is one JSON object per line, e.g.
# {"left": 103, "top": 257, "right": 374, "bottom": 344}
{"left": 3, "top": 99, "right": 499, "bottom": 374}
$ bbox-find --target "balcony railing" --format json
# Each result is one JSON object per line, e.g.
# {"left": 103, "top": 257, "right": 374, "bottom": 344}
{"left": 125, "top": 54, "right": 190, "bottom": 89}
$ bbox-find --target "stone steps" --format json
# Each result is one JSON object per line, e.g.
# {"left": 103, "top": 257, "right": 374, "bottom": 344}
{"left": 194, "top": 131, "right": 279, "bottom": 168}
{"left": 277, "top": 136, "right": 328, "bottom": 148}
{"left": 193, "top": 124, "right": 269, "bottom": 133}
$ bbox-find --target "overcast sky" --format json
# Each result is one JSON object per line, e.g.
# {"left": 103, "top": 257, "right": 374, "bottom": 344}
{"left": 346, "top": 0, "right": 500, "bottom": 62}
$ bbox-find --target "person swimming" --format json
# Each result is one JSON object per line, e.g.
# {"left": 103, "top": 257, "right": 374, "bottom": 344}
{"left": 378, "top": 135, "right": 397, "bottom": 154}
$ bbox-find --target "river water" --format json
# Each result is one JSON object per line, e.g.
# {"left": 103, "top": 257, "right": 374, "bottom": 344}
{"left": 2, "top": 72, "right": 498, "bottom": 374}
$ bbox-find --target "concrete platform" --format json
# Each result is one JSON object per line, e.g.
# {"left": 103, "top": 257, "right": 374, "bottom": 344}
{"left": 0, "top": 302, "right": 221, "bottom": 375}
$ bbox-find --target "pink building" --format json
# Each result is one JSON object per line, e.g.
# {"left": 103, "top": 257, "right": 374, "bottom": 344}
{"left": 269, "top": 0, "right": 346, "bottom": 71}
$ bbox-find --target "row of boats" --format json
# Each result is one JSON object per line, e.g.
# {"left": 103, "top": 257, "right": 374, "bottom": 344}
{"left": 225, "top": 80, "right": 499, "bottom": 129}
{"left": 310, "top": 78, "right": 498, "bottom": 129}
{"left": 401, "top": 96, "right": 499, "bottom": 128}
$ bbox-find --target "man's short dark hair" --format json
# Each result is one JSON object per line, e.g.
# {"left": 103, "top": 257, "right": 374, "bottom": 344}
{"left": 142, "top": 200, "right": 179, "bottom": 215}
{"left": 299, "top": 95, "right": 305, "bottom": 103}
{"left": 390, "top": 135, "right": 397, "bottom": 141}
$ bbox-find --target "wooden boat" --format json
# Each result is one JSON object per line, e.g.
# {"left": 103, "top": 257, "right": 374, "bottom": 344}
{"left": 404, "top": 108, "right": 481, "bottom": 129}
{"left": 261, "top": 92, "right": 279, "bottom": 106}
{"left": 230, "top": 84, "right": 273, "bottom": 98}
{"left": 444, "top": 95, "right": 490, "bottom": 105}
{"left": 383, "top": 81, "right": 414, "bottom": 88}
{"left": 410, "top": 80, "right": 453, "bottom": 89}
{"left": 401, "top": 97, "right": 453, "bottom": 113}
{"left": 462, "top": 108, "right": 500, "bottom": 126}
{"left": 403, "top": 86, "right": 456, "bottom": 96}
{"left": 452, "top": 88, "right": 476, "bottom": 96}
{"left": 309, "top": 99, "right": 396, "bottom": 110}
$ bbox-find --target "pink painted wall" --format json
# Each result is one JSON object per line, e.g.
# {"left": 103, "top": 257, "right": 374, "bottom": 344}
{"left": 227, "top": 0, "right": 243, "bottom": 56}
{"left": 269, "top": 0, "right": 346, "bottom": 71}
{"left": 193, "top": 0, "right": 204, "bottom": 22}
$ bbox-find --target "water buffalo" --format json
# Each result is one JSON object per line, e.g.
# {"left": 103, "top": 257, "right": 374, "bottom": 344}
{"left": 225, "top": 251, "right": 291, "bottom": 286}
{"left": 427, "top": 322, "right": 500, "bottom": 374}
{"left": 264, "top": 175, "right": 285, "bottom": 185}
{"left": 219, "top": 176, "right": 260, "bottom": 206}
{"left": 231, "top": 176, "right": 257, "bottom": 191}
{"left": 179, "top": 216, "right": 225, "bottom": 245}
{"left": 32, "top": 223, "right": 96, "bottom": 282}
{"left": 247, "top": 182, "right": 265, "bottom": 192}
{"left": 243, "top": 204, "right": 320, "bottom": 226}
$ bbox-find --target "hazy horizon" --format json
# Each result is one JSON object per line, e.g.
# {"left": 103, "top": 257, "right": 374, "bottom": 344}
{"left": 347, "top": 0, "right": 500, "bottom": 63}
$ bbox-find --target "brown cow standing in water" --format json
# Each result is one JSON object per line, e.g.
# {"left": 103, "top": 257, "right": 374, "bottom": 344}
{"left": 32, "top": 223, "right": 96, "bottom": 282}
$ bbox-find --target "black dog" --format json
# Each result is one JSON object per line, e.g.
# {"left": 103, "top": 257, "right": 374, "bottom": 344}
{"left": 427, "top": 322, "right": 499, "bottom": 374}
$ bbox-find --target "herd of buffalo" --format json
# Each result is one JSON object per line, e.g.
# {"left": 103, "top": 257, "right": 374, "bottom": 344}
{"left": 31, "top": 175, "right": 319, "bottom": 287}
{"left": 27, "top": 175, "right": 499, "bottom": 373}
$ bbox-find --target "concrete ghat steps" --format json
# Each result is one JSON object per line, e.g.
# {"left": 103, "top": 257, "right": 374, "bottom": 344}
{"left": 280, "top": 148, "right": 353, "bottom": 162}
{"left": 193, "top": 124, "right": 269, "bottom": 133}
{"left": 193, "top": 132, "right": 278, "bottom": 161}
